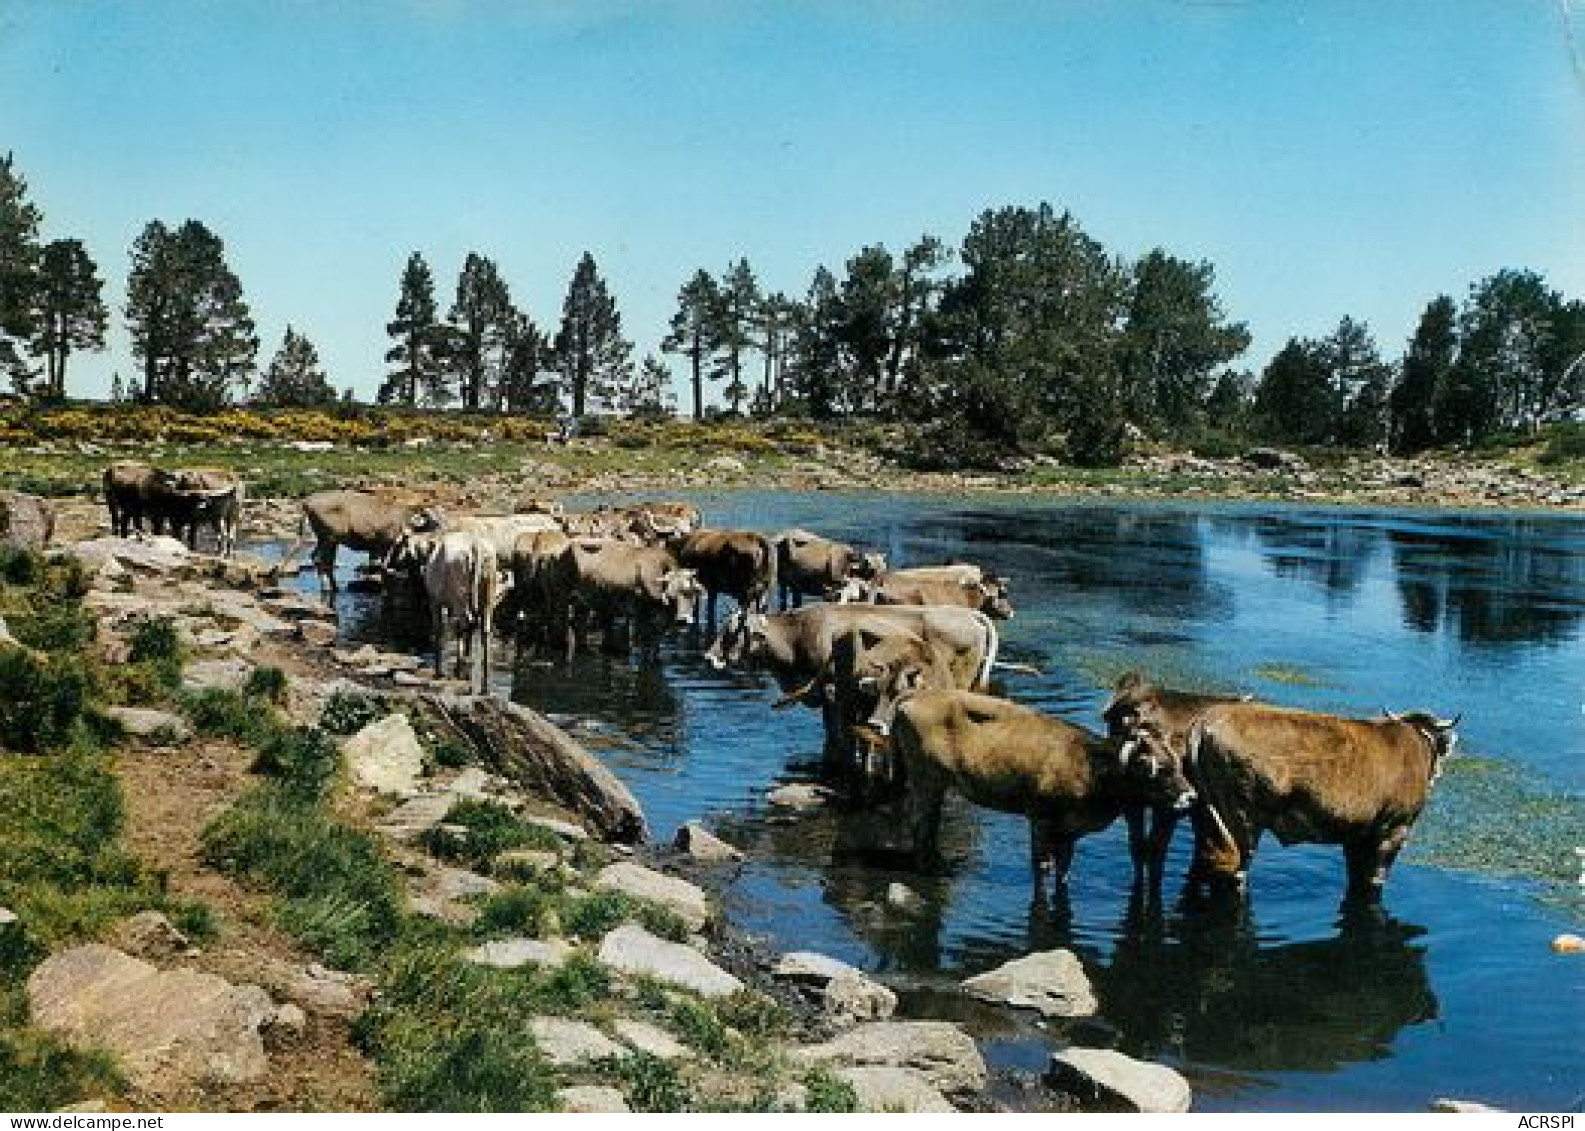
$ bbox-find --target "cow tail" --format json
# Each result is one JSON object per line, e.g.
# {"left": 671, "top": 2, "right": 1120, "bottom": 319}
{"left": 1186, "top": 719, "right": 1236, "bottom": 852}
{"left": 977, "top": 615, "right": 999, "bottom": 690}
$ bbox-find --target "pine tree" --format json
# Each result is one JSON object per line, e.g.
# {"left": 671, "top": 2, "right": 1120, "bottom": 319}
{"left": 620, "top": 354, "right": 676, "bottom": 418}
{"left": 125, "top": 219, "right": 257, "bottom": 410}
{"left": 31, "top": 238, "right": 107, "bottom": 401}
{"left": 552, "top": 252, "right": 633, "bottom": 418}
{"left": 0, "top": 153, "right": 43, "bottom": 392}
{"left": 1253, "top": 338, "right": 1334, "bottom": 444}
{"left": 254, "top": 326, "right": 337, "bottom": 408}
{"left": 498, "top": 310, "right": 555, "bottom": 415}
{"left": 447, "top": 252, "right": 513, "bottom": 411}
{"left": 380, "top": 252, "right": 445, "bottom": 407}
{"left": 662, "top": 269, "right": 723, "bottom": 419}
{"left": 1391, "top": 296, "right": 1457, "bottom": 452}
{"left": 711, "top": 259, "right": 761, "bottom": 415}
{"left": 784, "top": 267, "right": 843, "bottom": 420}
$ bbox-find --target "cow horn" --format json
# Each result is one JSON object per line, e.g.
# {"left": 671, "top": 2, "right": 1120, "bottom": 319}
{"left": 1438, "top": 713, "right": 1461, "bottom": 730}
{"left": 1382, "top": 708, "right": 1404, "bottom": 723}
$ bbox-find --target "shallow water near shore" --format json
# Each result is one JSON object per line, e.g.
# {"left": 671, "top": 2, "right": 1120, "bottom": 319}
{"left": 297, "top": 493, "right": 1585, "bottom": 1112}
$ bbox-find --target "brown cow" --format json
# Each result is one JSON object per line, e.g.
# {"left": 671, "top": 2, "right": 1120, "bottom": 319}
{"left": 290, "top": 489, "right": 444, "bottom": 592}
{"left": 158, "top": 467, "right": 244, "bottom": 557}
{"left": 1184, "top": 703, "right": 1458, "bottom": 901}
{"left": 774, "top": 528, "right": 885, "bottom": 610}
{"left": 552, "top": 537, "right": 705, "bottom": 658}
{"left": 508, "top": 528, "right": 573, "bottom": 648}
{"left": 1102, "top": 670, "right": 1255, "bottom": 884}
{"left": 893, "top": 689, "right": 1196, "bottom": 892}
{"left": 831, "top": 566, "right": 1014, "bottom": 620}
{"left": 103, "top": 461, "right": 166, "bottom": 537}
{"left": 676, "top": 529, "right": 777, "bottom": 622}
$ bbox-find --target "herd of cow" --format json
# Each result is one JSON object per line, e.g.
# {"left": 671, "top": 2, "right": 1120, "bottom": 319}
{"left": 98, "top": 471, "right": 1462, "bottom": 907}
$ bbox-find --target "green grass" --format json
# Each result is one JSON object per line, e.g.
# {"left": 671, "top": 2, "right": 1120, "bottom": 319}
{"left": 802, "top": 1068, "right": 860, "bottom": 1113}
{"left": 1250, "top": 661, "right": 1330, "bottom": 688}
{"left": 181, "top": 686, "right": 276, "bottom": 746}
{"left": 319, "top": 689, "right": 385, "bottom": 736}
{"left": 419, "top": 798, "right": 564, "bottom": 873}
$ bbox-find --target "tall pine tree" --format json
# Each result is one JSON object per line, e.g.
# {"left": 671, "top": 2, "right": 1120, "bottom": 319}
{"left": 447, "top": 252, "right": 513, "bottom": 411}
{"left": 662, "top": 269, "right": 723, "bottom": 419}
{"left": 254, "top": 326, "right": 336, "bottom": 408}
{"left": 552, "top": 252, "right": 632, "bottom": 417}
{"left": 380, "top": 252, "right": 445, "bottom": 407}
{"left": 1391, "top": 295, "right": 1457, "bottom": 452}
{"left": 0, "top": 153, "right": 43, "bottom": 393}
{"left": 31, "top": 238, "right": 107, "bottom": 401}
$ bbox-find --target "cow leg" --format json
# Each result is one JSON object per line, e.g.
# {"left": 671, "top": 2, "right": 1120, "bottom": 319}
{"left": 1344, "top": 827, "right": 1407, "bottom": 903}
{"left": 432, "top": 607, "right": 447, "bottom": 678}
{"left": 905, "top": 772, "right": 947, "bottom": 870}
{"left": 1124, "top": 803, "right": 1149, "bottom": 879}
{"left": 1144, "top": 807, "right": 1180, "bottom": 889}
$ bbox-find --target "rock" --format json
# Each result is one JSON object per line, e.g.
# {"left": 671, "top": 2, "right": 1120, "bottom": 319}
{"left": 522, "top": 813, "right": 590, "bottom": 841}
{"left": 1550, "top": 933, "right": 1585, "bottom": 954}
{"left": 1047, "top": 1048, "right": 1192, "bottom": 1113}
{"left": 464, "top": 938, "right": 573, "bottom": 970}
{"left": 263, "top": 1002, "right": 308, "bottom": 1048}
{"left": 704, "top": 455, "right": 746, "bottom": 473}
{"left": 824, "top": 972, "right": 898, "bottom": 1022}
{"left": 0, "top": 906, "right": 17, "bottom": 926}
{"left": 494, "top": 848, "right": 562, "bottom": 875}
{"left": 113, "top": 911, "right": 191, "bottom": 960}
{"left": 377, "top": 792, "right": 457, "bottom": 840}
{"left": 791, "top": 1021, "right": 987, "bottom": 1096}
{"left": 773, "top": 951, "right": 863, "bottom": 984}
{"left": 595, "top": 862, "right": 712, "bottom": 932}
{"left": 612, "top": 1017, "right": 693, "bottom": 1061}
{"left": 529, "top": 1017, "right": 626, "bottom": 1066}
{"left": 961, "top": 948, "right": 1097, "bottom": 1018}
{"left": 885, "top": 882, "right": 924, "bottom": 914}
{"left": 597, "top": 924, "right": 743, "bottom": 998}
{"left": 0, "top": 490, "right": 55, "bottom": 550}
{"left": 181, "top": 658, "right": 252, "bottom": 694}
{"left": 417, "top": 694, "right": 646, "bottom": 843}
{"left": 836, "top": 1066, "right": 956, "bottom": 1113}
{"left": 71, "top": 536, "right": 191, "bottom": 575}
{"left": 56, "top": 1100, "right": 108, "bottom": 1113}
{"left": 297, "top": 620, "right": 339, "bottom": 648}
{"left": 342, "top": 713, "right": 426, "bottom": 796}
{"left": 558, "top": 1085, "right": 631, "bottom": 1113}
{"left": 104, "top": 706, "right": 191, "bottom": 746}
{"left": 673, "top": 821, "right": 744, "bottom": 863}
{"left": 275, "top": 963, "right": 370, "bottom": 1018}
{"left": 1431, "top": 1098, "right": 1507, "bottom": 1113}
{"left": 431, "top": 865, "right": 500, "bottom": 901}
{"left": 27, "top": 944, "right": 277, "bottom": 1096}
{"left": 766, "top": 783, "right": 832, "bottom": 810}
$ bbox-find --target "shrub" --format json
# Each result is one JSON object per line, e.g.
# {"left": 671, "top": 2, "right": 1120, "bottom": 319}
{"left": 243, "top": 665, "right": 290, "bottom": 705}
{"left": 0, "top": 546, "right": 42, "bottom": 586}
{"left": 1538, "top": 422, "right": 1585, "bottom": 466}
{"left": 802, "top": 1068, "right": 859, "bottom": 1113}
{"left": 126, "top": 616, "right": 185, "bottom": 690}
{"left": 250, "top": 726, "right": 341, "bottom": 801}
{"left": 561, "top": 890, "right": 689, "bottom": 944}
{"left": 419, "top": 799, "right": 562, "bottom": 872}
{"left": 320, "top": 689, "right": 384, "bottom": 736}
{"left": 0, "top": 648, "right": 91, "bottom": 752}
{"left": 602, "top": 1051, "right": 688, "bottom": 1112}
{"left": 471, "top": 885, "right": 560, "bottom": 939}
{"left": 182, "top": 687, "right": 271, "bottom": 745}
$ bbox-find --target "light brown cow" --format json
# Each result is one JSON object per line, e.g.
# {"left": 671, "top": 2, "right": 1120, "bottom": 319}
{"left": 290, "top": 489, "right": 444, "bottom": 591}
{"left": 676, "top": 529, "right": 777, "bottom": 621}
{"left": 552, "top": 537, "right": 705, "bottom": 658}
{"left": 1184, "top": 703, "right": 1458, "bottom": 902}
{"left": 774, "top": 528, "right": 885, "bottom": 609}
{"left": 893, "top": 689, "right": 1197, "bottom": 892}
{"left": 405, "top": 529, "right": 504, "bottom": 692}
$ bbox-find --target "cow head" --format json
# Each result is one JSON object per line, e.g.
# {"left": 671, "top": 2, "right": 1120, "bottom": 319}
{"left": 660, "top": 567, "right": 706, "bottom": 627}
{"left": 705, "top": 608, "right": 751, "bottom": 669}
{"left": 1383, "top": 709, "right": 1461, "bottom": 772}
{"left": 390, "top": 529, "right": 444, "bottom": 572}
{"left": 844, "top": 629, "right": 946, "bottom": 738}
{"left": 1101, "top": 670, "right": 1152, "bottom": 736}
{"left": 854, "top": 551, "right": 887, "bottom": 579}
{"left": 977, "top": 581, "right": 1015, "bottom": 620}
{"left": 826, "top": 577, "right": 871, "bottom": 604}
{"left": 406, "top": 506, "right": 445, "bottom": 535}
{"left": 1117, "top": 724, "right": 1197, "bottom": 812}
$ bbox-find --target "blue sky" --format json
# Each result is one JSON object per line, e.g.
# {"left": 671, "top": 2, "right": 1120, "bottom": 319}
{"left": 2, "top": 1, "right": 1581, "bottom": 405}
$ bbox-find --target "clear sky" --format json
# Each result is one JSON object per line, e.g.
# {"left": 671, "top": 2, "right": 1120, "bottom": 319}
{"left": 2, "top": 0, "right": 1582, "bottom": 405}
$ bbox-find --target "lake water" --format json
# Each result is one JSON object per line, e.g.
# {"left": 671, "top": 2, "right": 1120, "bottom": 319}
{"left": 307, "top": 493, "right": 1585, "bottom": 1112}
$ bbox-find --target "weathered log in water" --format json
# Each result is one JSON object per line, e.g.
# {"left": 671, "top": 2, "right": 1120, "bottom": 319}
{"left": 414, "top": 692, "right": 648, "bottom": 844}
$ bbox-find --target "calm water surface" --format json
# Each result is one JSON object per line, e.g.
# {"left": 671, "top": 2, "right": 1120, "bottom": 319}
{"left": 314, "top": 494, "right": 1585, "bottom": 1112}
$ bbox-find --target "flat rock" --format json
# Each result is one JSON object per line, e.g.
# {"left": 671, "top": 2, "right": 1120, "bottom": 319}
{"left": 823, "top": 971, "right": 897, "bottom": 1022}
{"left": 529, "top": 1017, "right": 626, "bottom": 1066}
{"left": 674, "top": 821, "right": 744, "bottom": 863}
{"left": 773, "top": 951, "right": 863, "bottom": 984}
{"left": 377, "top": 792, "right": 456, "bottom": 840}
{"left": 558, "top": 1085, "right": 631, "bottom": 1113}
{"left": 1047, "top": 1048, "right": 1192, "bottom": 1113}
{"left": 523, "top": 813, "right": 590, "bottom": 841}
{"left": 342, "top": 713, "right": 426, "bottom": 796}
{"left": 71, "top": 536, "right": 191, "bottom": 575}
{"left": 595, "top": 862, "right": 712, "bottom": 932}
{"left": 276, "top": 963, "right": 370, "bottom": 1018}
{"left": 837, "top": 1066, "right": 955, "bottom": 1113}
{"left": 104, "top": 706, "right": 191, "bottom": 746}
{"left": 1550, "top": 933, "right": 1585, "bottom": 954}
{"left": 182, "top": 658, "right": 252, "bottom": 694}
{"left": 494, "top": 848, "right": 562, "bottom": 874}
{"left": 464, "top": 938, "right": 573, "bottom": 970}
{"left": 27, "top": 944, "right": 276, "bottom": 1097}
{"left": 297, "top": 620, "right": 339, "bottom": 648}
{"left": 611, "top": 1017, "right": 693, "bottom": 1061}
{"left": 791, "top": 1021, "right": 987, "bottom": 1096}
{"left": 597, "top": 924, "right": 743, "bottom": 998}
{"left": 1431, "top": 1098, "right": 1507, "bottom": 1113}
{"left": 961, "top": 948, "right": 1097, "bottom": 1018}
{"left": 766, "top": 783, "right": 832, "bottom": 810}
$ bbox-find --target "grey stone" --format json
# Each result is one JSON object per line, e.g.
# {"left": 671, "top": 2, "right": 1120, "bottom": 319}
{"left": 71, "top": 536, "right": 191, "bottom": 575}
{"left": 297, "top": 620, "right": 339, "bottom": 648}
{"left": 522, "top": 813, "right": 590, "bottom": 841}
{"left": 885, "top": 882, "right": 925, "bottom": 914}
{"left": 181, "top": 658, "right": 252, "bottom": 694}
{"left": 823, "top": 971, "right": 897, "bottom": 1022}
{"left": 464, "top": 938, "right": 573, "bottom": 970}
{"left": 377, "top": 792, "right": 457, "bottom": 840}
{"left": 27, "top": 944, "right": 277, "bottom": 1096}
{"left": 595, "top": 862, "right": 712, "bottom": 932}
{"left": 558, "top": 1085, "right": 631, "bottom": 1113}
{"left": 611, "top": 1017, "right": 693, "bottom": 1061}
{"left": 0, "top": 906, "right": 17, "bottom": 926}
{"left": 773, "top": 950, "right": 863, "bottom": 984}
{"left": 494, "top": 848, "right": 562, "bottom": 875}
{"left": 961, "top": 948, "right": 1097, "bottom": 1018}
{"left": 1431, "top": 1098, "right": 1507, "bottom": 1113}
{"left": 112, "top": 911, "right": 191, "bottom": 959}
{"left": 0, "top": 491, "right": 55, "bottom": 551}
{"left": 837, "top": 1066, "right": 956, "bottom": 1113}
{"left": 263, "top": 1002, "right": 308, "bottom": 1048}
{"left": 597, "top": 924, "right": 743, "bottom": 998}
{"left": 529, "top": 1016, "right": 626, "bottom": 1066}
{"left": 1047, "top": 1047, "right": 1193, "bottom": 1113}
{"left": 673, "top": 821, "right": 744, "bottom": 863}
{"left": 791, "top": 1021, "right": 987, "bottom": 1096}
{"left": 766, "top": 783, "right": 832, "bottom": 810}
{"left": 104, "top": 707, "right": 192, "bottom": 746}
{"left": 342, "top": 713, "right": 426, "bottom": 796}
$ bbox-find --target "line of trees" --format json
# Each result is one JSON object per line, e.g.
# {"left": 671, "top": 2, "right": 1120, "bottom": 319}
{"left": 5, "top": 150, "right": 1582, "bottom": 463}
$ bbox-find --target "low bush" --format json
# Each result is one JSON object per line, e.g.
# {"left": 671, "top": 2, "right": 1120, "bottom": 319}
{"left": 602, "top": 1051, "right": 688, "bottom": 1112}
{"left": 250, "top": 726, "right": 340, "bottom": 801}
{"left": 419, "top": 798, "right": 562, "bottom": 872}
{"left": 1538, "top": 422, "right": 1585, "bottom": 466}
{"left": 242, "top": 665, "right": 290, "bottom": 705}
{"left": 320, "top": 689, "right": 385, "bottom": 736}
{"left": 0, "top": 648, "right": 92, "bottom": 753}
{"left": 182, "top": 687, "right": 273, "bottom": 746}
{"left": 802, "top": 1067, "right": 859, "bottom": 1113}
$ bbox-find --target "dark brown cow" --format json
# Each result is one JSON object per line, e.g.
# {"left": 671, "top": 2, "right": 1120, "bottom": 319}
{"left": 157, "top": 467, "right": 244, "bottom": 557}
{"left": 103, "top": 461, "right": 165, "bottom": 537}
{"left": 676, "top": 529, "right": 777, "bottom": 621}
{"left": 893, "top": 689, "right": 1197, "bottom": 892}
{"left": 1184, "top": 703, "right": 1458, "bottom": 901}
{"left": 774, "top": 528, "right": 884, "bottom": 610}
{"left": 1102, "top": 671, "right": 1254, "bottom": 884}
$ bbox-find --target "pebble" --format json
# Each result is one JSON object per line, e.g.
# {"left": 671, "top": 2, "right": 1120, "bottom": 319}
{"left": 1550, "top": 933, "right": 1585, "bottom": 954}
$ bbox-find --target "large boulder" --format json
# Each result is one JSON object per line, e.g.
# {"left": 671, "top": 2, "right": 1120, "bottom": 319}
{"left": 772, "top": 951, "right": 896, "bottom": 1023}
{"left": 960, "top": 948, "right": 1097, "bottom": 1018}
{"left": 71, "top": 536, "right": 191, "bottom": 576}
{"left": 464, "top": 937, "right": 573, "bottom": 971}
{"left": 595, "top": 862, "right": 712, "bottom": 932}
{"left": 417, "top": 693, "right": 646, "bottom": 843}
{"left": 596, "top": 924, "right": 742, "bottom": 998}
{"left": 791, "top": 1020, "right": 987, "bottom": 1096}
{"left": 26, "top": 944, "right": 277, "bottom": 1098}
{"left": 0, "top": 491, "right": 55, "bottom": 550}
{"left": 1047, "top": 1047, "right": 1193, "bottom": 1113}
{"left": 104, "top": 706, "right": 192, "bottom": 747}
{"left": 529, "top": 1017, "right": 626, "bottom": 1066}
{"left": 342, "top": 712, "right": 427, "bottom": 796}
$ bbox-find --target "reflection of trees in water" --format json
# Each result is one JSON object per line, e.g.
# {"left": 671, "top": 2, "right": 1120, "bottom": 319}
{"left": 509, "top": 651, "right": 684, "bottom": 751}
{"left": 1388, "top": 526, "right": 1585, "bottom": 647}
{"left": 1241, "top": 515, "right": 1381, "bottom": 598}
{"left": 910, "top": 507, "right": 1227, "bottom": 624}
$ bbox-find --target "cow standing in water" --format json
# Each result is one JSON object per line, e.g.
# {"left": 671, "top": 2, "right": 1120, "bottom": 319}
{"left": 1184, "top": 703, "right": 1458, "bottom": 902}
